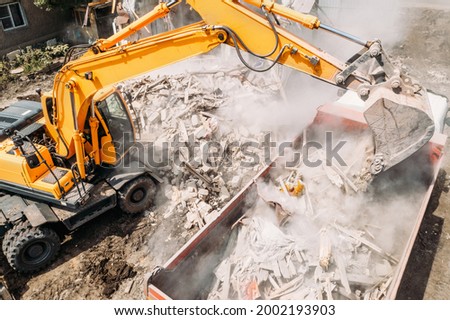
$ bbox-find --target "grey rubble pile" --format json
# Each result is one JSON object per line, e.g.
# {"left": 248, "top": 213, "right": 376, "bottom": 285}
{"left": 207, "top": 134, "right": 421, "bottom": 300}
{"left": 122, "top": 68, "right": 281, "bottom": 230}
{"left": 208, "top": 214, "right": 396, "bottom": 300}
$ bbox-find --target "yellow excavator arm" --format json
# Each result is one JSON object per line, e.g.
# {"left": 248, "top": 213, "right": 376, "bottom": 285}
{"left": 44, "top": 0, "right": 434, "bottom": 179}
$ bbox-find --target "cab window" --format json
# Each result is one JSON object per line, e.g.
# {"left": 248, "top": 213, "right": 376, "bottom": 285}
{"left": 97, "top": 93, "right": 135, "bottom": 156}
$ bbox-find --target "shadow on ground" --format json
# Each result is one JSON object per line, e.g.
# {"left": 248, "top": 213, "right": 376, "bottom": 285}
{"left": 397, "top": 169, "right": 448, "bottom": 299}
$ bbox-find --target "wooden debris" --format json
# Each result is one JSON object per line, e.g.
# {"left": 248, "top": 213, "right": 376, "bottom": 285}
{"left": 336, "top": 286, "right": 360, "bottom": 300}
{"left": 322, "top": 275, "right": 334, "bottom": 300}
{"left": 331, "top": 163, "right": 359, "bottom": 193}
{"left": 323, "top": 164, "right": 344, "bottom": 188}
{"left": 123, "top": 279, "right": 135, "bottom": 294}
{"left": 333, "top": 223, "right": 399, "bottom": 265}
{"left": 183, "top": 162, "right": 212, "bottom": 185}
{"left": 207, "top": 193, "right": 398, "bottom": 301}
{"left": 319, "top": 228, "right": 332, "bottom": 270}
{"left": 303, "top": 184, "right": 315, "bottom": 217}
{"left": 257, "top": 190, "right": 292, "bottom": 227}
{"left": 268, "top": 275, "right": 304, "bottom": 300}
{"left": 333, "top": 253, "right": 350, "bottom": 296}
{"left": 125, "top": 69, "right": 406, "bottom": 302}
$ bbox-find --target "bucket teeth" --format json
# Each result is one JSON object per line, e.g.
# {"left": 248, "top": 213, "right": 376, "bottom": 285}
{"left": 364, "top": 96, "right": 435, "bottom": 173}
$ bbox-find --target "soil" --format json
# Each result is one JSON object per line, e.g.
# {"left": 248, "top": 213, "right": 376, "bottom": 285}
{"left": 390, "top": 7, "right": 450, "bottom": 300}
{"left": 1, "top": 5, "right": 450, "bottom": 300}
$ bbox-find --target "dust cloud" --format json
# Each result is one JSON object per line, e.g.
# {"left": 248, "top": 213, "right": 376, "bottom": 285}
{"left": 187, "top": 2, "right": 434, "bottom": 299}
{"left": 143, "top": 1, "right": 436, "bottom": 300}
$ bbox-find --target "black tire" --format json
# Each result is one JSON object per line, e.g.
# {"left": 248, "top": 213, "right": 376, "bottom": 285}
{"left": 118, "top": 175, "right": 156, "bottom": 214}
{"left": 2, "top": 221, "right": 60, "bottom": 273}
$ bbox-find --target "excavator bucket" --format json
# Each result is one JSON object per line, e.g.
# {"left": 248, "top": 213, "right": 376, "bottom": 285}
{"left": 363, "top": 85, "right": 435, "bottom": 174}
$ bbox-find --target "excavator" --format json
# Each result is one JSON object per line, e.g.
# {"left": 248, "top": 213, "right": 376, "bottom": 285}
{"left": 0, "top": 0, "right": 435, "bottom": 274}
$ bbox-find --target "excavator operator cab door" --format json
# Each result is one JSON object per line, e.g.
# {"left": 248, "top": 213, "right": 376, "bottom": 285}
{"left": 96, "top": 90, "right": 135, "bottom": 160}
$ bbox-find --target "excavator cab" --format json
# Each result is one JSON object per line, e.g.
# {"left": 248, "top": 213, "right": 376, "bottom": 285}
{"left": 84, "top": 87, "right": 137, "bottom": 166}
{"left": 96, "top": 90, "right": 136, "bottom": 159}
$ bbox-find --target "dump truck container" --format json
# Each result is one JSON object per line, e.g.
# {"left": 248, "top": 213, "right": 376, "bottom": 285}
{"left": 145, "top": 91, "right": 448, "bottom": 300}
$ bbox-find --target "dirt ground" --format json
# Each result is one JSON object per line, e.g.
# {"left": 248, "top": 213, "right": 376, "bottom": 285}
{"left": 1, "top": 5, "right": 449, "bottom": 300}
{"left": 390, "top": 7, "right": 450, "bottom": 300}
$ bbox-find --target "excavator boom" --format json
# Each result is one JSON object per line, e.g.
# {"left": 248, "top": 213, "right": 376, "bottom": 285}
{"left": 0, "top": 0, "right": 438, "bottom": 276}
{"left": 49, "top": 0, "right": 434, "bottom": 176}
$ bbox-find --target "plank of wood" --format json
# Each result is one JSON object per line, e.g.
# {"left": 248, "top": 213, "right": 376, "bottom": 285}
{"left": 334, "top": 252, "right": 351, "bottom": 295}
{"left": 278, "top": 258, "right": 291, "bottom": 280}
{"left": 272, "top": 259, "right": 282, "bottom": 278}
{"left": 268, "top": 274, "right": 281, "bottom": 290}
{"left": 319, "top": 228, "right": 332, "bottom": 270}
{"left": 334, "top": 223, "right": 399, "bottom": 264}
{"left": 268, "top": 276, "right": 304, "bottom": 300}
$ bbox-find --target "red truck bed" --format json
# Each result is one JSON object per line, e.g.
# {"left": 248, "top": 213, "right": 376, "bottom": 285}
{"left": 145, "top": 99, "right": 447, "bottom": 300}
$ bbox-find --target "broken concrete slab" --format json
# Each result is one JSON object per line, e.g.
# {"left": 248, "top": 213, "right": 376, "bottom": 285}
{"left": 148, "top": 111, "right": 161, "bottom": 124}
{"left": 195, "top": 126, "right": 207, "bottom": 139}
{"left": 191, "top": 114, "right": 200, "bottom": 127}
{"left": 230, "top": 176, "right": 242, "bottom": 189}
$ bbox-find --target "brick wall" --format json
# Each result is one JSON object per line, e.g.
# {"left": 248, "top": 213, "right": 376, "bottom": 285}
{"left": 0, "top": 0, "right": 68, "bottom": 56}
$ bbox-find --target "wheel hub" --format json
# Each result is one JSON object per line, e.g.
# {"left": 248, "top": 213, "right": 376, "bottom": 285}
{"left": 23, "top": 241, "right": 50, "bottom": 264}
{"left": 28, "top": 244, "right": 45, "bottom": 258}
{"left": 131, "top": 188, "right": 145, "bottom": 203}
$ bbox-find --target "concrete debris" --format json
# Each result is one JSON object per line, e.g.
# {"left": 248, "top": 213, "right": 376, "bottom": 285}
{"left": 230, "top": 175, "right": 242, "bottom": 190}
{"left": 319, "top": 228, "right": 332, "bottom": 270}
{"left": 194, "top": 126, "right": 207, "bottom": 139}
{"left": 219, "top": 186, "right": 231, "bottom": 202}
{"left": 191, "top": 114, "right": 200, "bottom": 127}
{"left": 120, "top": 68, "right": 276, "bottom": 230}
{"left": 208, "top": 162, "right": 399, "bottom": 300}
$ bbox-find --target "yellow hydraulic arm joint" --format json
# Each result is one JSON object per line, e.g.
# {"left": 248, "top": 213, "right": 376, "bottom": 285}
{"left": 66, "top": 79, "right": 87, "bottom": 179}
{"left": 48, "top": 0, "right": 433, "bottom": 177}
{"left": 50, "top": 20, "right": 227, "bottom": 160}
{"left": 94, "top": 0, "right": 181, "bottom": 52}
{"left": 89, "top": 101, "right": 101, "bottom": 165}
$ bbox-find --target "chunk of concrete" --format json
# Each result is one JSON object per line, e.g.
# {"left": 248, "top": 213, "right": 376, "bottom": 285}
{"left": 148, "top": 111, "right": 161, "bottom": 124}
{"left": 230, "top": 175, "right": 242, "bottom": 189}
{"left": 181, "top": 190, "right": 197, "bottom": 202}
{"left": 219, "top": 186, "right": 231, "bottom": 202}
{"left": 191, "top": 114, "right": 200, "bottom": 127}
{"left": 197, "top": 201, "right": 213, "bottom": 216}
{"left": 6, "top": 49, "right": 20, "bottom": 61}
{"left": 195, "top": 126, "right": 207, "bottom": 139}
{"left": 204, "top": 210, "right": 220, "bottom": 224}
{"left": 161, "top": 109, "right": 169, "bottom": 121}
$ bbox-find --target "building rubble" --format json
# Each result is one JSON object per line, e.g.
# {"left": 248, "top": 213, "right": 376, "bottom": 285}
{"left": 207, "top": 201, "right": 397, "bottom": 300}
{"left": 121, "top": 65, "right": 412, "bottom": 300}
{"left": 205, "top": 130, "right": 424, "bottom": 300}
{"left": 121, "top": 66, "right": 283, "bottom": 231}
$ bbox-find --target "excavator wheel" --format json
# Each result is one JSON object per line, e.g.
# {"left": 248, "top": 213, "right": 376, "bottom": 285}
{"left": 118, "top": 175, "right": 156, "bottom": 214}
{"left": 2, "top": 221, "right": 60, "bottom": 273}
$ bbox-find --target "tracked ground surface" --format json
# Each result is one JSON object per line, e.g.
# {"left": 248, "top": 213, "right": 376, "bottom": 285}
{"left": 0, "top": 6, "right": 449, "bottom": 300}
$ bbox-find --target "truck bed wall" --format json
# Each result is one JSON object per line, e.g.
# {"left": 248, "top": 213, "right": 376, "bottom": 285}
{"left": 147, "top": 106, "right": 446, "bottom": 300}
